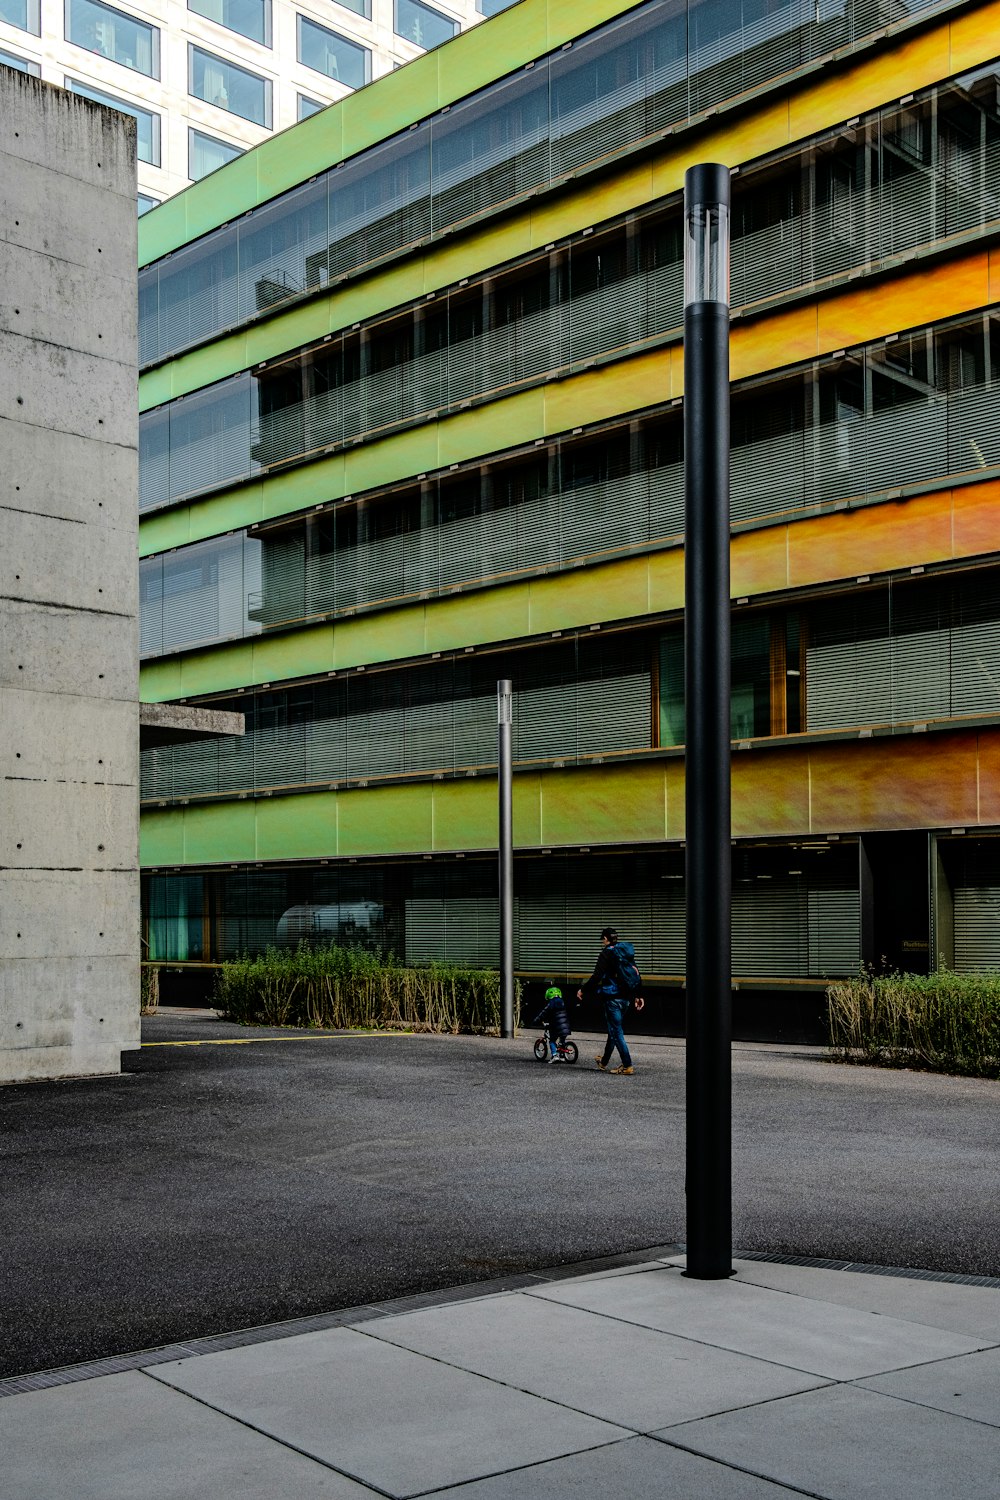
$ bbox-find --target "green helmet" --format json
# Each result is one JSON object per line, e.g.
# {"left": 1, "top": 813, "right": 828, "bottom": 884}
{"left": 545, "top": 986, "right": 562, "bottom": 1001}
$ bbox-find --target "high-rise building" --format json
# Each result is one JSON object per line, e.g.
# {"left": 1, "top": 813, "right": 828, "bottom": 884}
{"left": 0, "top": 0, "right": 504, "bottom": 208}
{"left": 137, "top": 0, "right": 1000, "bottom": 1017}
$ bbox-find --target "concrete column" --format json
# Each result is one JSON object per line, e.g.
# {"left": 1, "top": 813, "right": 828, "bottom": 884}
{"left": 0, "top": 73, "right": 139, "bottom": 1081}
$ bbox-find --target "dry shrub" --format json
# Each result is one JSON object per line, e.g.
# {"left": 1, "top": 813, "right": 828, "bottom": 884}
{"left": 828, "top": 969, "right": 1000, "bottom": 1078}
{"left": 215, "top": 944, "right": 521, "bottom": 1035}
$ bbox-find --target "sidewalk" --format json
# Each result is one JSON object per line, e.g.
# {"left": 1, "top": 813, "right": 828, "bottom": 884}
{"left": 3, "top": 1251, "right": 999, "bottom": 1498}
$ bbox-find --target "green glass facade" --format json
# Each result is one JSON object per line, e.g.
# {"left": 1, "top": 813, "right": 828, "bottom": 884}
{"left": 139, "top": 0, "right": 1000, "bottom": 995}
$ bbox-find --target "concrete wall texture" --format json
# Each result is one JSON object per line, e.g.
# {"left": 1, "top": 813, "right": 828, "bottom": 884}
{"left": 0, "top": 71, "right": 139, "bottom": 1082}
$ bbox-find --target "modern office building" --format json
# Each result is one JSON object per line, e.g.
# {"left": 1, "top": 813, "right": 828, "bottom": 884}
{"left": 0, "top": 0, "right": 504, "bottom": 210}
{"left": 137, "top": 0, "right": 1000, "bottom": 1013}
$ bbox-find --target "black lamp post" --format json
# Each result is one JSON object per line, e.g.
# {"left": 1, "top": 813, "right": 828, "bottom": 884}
{"left": 498, "top": 679, "right": 514, "bottom": 1039}
{"left": 683, "top": 163, "right": 734, "bottom": 1280}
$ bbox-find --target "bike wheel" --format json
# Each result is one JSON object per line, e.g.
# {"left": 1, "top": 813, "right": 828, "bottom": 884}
{"left": 533, "top": 1037, "right": 548, "bottom": 1061}
{"left": 561, "top": 1042, "right": 579, "bottom": 1065}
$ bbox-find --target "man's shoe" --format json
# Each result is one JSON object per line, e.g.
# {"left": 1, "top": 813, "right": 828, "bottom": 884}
{"left": 593, "top": 1056, "right": 607, "bottom": 1070}
{"left": 611, "top": 1065, "right": 634, "bottom": 1075}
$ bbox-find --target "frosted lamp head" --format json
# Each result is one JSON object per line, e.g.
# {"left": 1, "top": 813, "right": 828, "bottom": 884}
{"left": 497, "top": 679, "right": 512, "bottom": 725}
{"left": 684, "top": 163, "right": 731, "bottom": 309}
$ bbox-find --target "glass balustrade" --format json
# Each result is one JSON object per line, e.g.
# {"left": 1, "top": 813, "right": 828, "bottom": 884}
{"left": 141, "top": 560, "right": 1000, "bottom": 805}
{"left": 139, "top": 61, "right": 1000, "bottom": 513}
{"left": 140, "top": 307, "right": 1000, "bottom": 658}
{"left": 139, "top": 0, "right": 959, "bottom": 366}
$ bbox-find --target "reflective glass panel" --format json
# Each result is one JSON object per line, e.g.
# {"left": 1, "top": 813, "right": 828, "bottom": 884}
{"left": 189, "top": 44, "right": 271, "bottom": 127}
{"left": 297, "top": 15, "right": 369, "bottom": 89}
{"left": 0, "top": 44, "right": 39, "bottom": 67}
{"left": 65, "top": 0, "right": 158, "bottom": 77}
{"left": 187, "top": 0, "right": 270, "bottom": 47}
{"left": 189, "top": 127, "right": 244, "bottom": 180}
{"left": 68, "top": 78, "right": 160, "bottom": 164}
{"left": 395, "top": 0, "right": 458, "bottom": 50}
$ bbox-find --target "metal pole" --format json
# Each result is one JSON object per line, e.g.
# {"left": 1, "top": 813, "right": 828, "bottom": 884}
{"left": 497, "top": 679, "right": 514, "bottom": 1039}
{"left": 683, "top": 163, "right": 733, "bottom": 1280}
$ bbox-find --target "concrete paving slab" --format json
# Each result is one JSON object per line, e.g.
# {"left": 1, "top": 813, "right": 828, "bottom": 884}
{"left": 146, "top": 1326, "right": 628, "bottom": 1499}
{"left": 529, "top": 1265, "right": 988, "bottom": 1378}
{"left": 860, "top": 1345, "right": 1000, "bottom": 1427}
{"left": 364, "top": 1290, "right": 825, "bottom": 1430}
{"left": 426, "top": 1434, "right": 805, "bottom": 1498}
{"left": 0, "top": 1370, "right": 378, "bottom": 1500}
{"left": 729, "top": 1259, "right": 1000, "bottom": 1339}
{"left": 659, "top": 1383, "right": 1000, "bottom": 1500}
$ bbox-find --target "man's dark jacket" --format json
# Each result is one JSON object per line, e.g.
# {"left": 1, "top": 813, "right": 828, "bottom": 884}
{"left": 580, "top": 945, "right": 623, "bottom": 1002}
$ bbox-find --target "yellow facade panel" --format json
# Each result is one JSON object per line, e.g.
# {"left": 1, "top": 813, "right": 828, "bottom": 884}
{"left": 787, "top": 25, "right": 950, "bottom": 143}
{"left": 807, "top": 734, "right": 981, "bottom": 833}
{"left": 530, "top": 161, "right": 657, "bottom": 249}
{"left": 948, "top": 0, "right": 1000, "bottom": 73}
{"left": 645, "top": 545, "right": 685, "bottom": 616}
{"left": 526, "top": 555, "right": 650, "bottom": 632}
{"left": 422, "top": 586, "right": 532, "bottom": 654}
{"left": 730, "top": 304, "right": 819, "bottom": 380}
{"left": 731, "top": 524, "right": 791, "bottom": 599}
{"left": 437, "top": 389, "right": 547, "bottom": 467}
{"left": 537, "top": 760, "right": 669, "bottom": 847}
{"left": 429, "top": 780, "right": 496, "bottom": 851}
{"left": 338, "top": 783, "right": 434, "bottom": 855}
{"left": 732, "top": 746, "right": 811, "bottom": 837}
{"left": 786, "top": 493, "right": 953, "bottom": 588}
{"left": 818, "top": 251, "right": 990, "bottom": 352}
{"left": 951, "top": 477, "right": 1000, "bottom": 559}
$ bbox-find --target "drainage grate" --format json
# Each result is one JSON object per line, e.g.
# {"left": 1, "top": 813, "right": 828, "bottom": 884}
{"left": 738, "top": 1251, "right": 1000, "bottom": 1289}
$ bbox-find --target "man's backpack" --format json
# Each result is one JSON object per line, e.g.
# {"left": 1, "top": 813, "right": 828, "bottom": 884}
{"left": 613, "top": 941, "right": 642, "bottom": 1001}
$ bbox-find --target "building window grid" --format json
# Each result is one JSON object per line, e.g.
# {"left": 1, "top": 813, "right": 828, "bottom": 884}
{"left": 189, "top": 125, "right": 245, "bottom": 180}
{"left": 394, "top": 0, "right": 458, "bottom": 51}
{"left": 0, "top": 0, "right": 40, "bottom": 36}
{"left": 296, "top": 13, "right": 371, "bottom": 90}
{"left": 187, "top": 0, "right": 272, "bottom": 49}
{"left": 64, "top": 0, "right": 160, "bottom": 78}
{"left": 0, "top": 43, "right": 40, "bottom": 69}
{"left": 68, "top": 75, "right": 161, "bottom": 164}
{"left": 188, "top": 42, "right": 272, "bottom": 128}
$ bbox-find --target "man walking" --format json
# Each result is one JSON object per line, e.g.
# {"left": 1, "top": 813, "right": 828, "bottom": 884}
{"left": 577, "top": 927, "right": 644, "bottom": 1074}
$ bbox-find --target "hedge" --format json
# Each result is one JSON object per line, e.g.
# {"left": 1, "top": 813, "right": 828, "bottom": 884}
{"left": 827, "top": 969, "right": 1000, "bottom": 1078}
{"left": 215, "top": 943, "right": 520, "bottom": 1034}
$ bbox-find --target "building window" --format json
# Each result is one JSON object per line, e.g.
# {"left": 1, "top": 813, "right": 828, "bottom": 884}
{"left": 188, "top": 127, "right": 244, "bottom": 180}
{"left": 476, "top": 0, "right": 516, "bottom": 12}
{"left": 65, "top": 0, "right": 159, "bottom": 77}
{"left": 68, "top": 77, "right": 161, "bottom": 164}
{"left": 394, "top": 0, "right": 457, "bottom": 50}
{"left": 0, "top": 0, "right": 40, "bottom": 35}
{"left": 138, "top": 192, "right": 159, "bottom": 214}
{"left": 189, "top": 44, "right": 271, "bottom": 127}
{"left": 0, "top": 45, "right": 40, "bottom": 69}
{"left": 297, "top": 93, "right": 323, "bottom": 120}
{"left": 187, "top": 0, "right": 271, "bottom": 47}
{"left": 296, "top": 15, "right": 369, "bottom": 91}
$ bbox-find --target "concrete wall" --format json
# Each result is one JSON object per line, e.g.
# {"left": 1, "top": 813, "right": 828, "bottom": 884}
{"left": 0, "top": 72, "right": 139, "bottom": 1082}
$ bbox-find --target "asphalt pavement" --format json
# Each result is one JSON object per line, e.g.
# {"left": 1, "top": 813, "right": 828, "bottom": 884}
{"left": 1, "top": 1009, "right": 998, "bottom": 1380}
